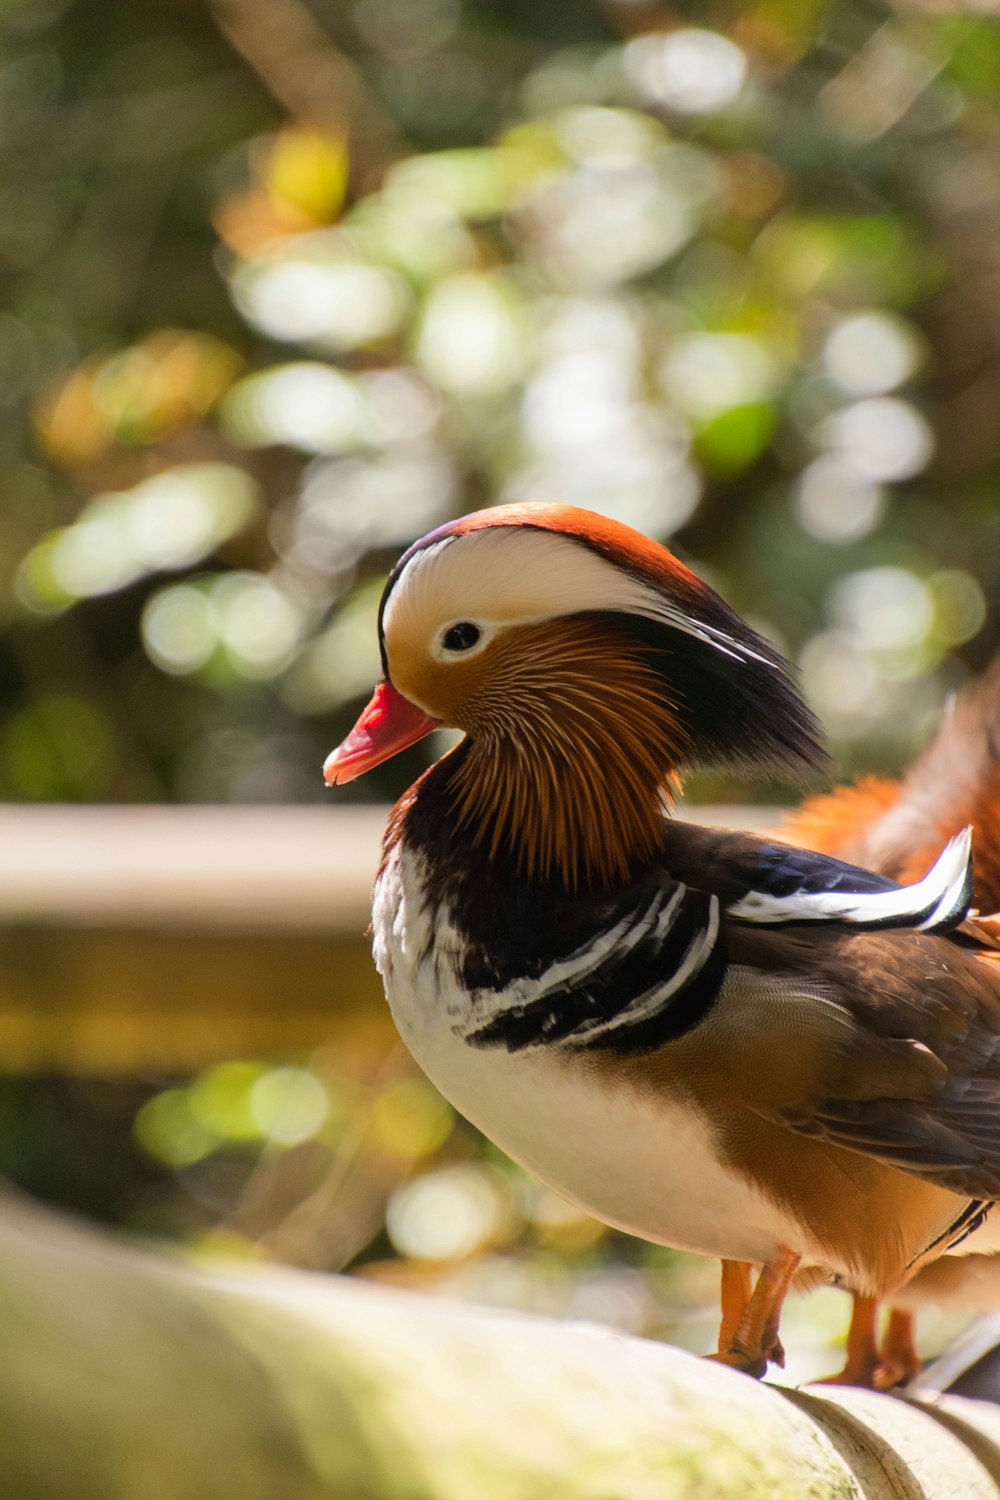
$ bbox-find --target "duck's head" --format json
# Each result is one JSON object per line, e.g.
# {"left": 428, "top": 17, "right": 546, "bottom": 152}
{"left": 325, "top": 503, "right": 826, "bottom": 887}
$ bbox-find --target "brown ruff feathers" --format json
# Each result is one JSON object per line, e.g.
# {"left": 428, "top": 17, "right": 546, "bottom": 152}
{"left": 446, "top": 616, "right": 686, "bottom": 890}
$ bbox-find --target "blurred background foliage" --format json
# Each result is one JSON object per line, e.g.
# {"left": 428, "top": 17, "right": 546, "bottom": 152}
{"left": 2, "top": 0, "right": 1000, "bottom": 1380}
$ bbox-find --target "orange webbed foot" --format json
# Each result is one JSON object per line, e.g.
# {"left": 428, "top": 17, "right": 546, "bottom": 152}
{"left": 709, "top": 1249, "right": 799, "bottom": 1380}
{"left": 706, "top": 1348, "right": 770, "bottom": 1379}
{"left": 815, "top": 1300, "right": 922, "bottom": 1390}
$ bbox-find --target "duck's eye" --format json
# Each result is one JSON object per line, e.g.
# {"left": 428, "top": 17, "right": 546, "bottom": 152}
{"left": 441, "top": 621, "right": 481, "bottom": 653}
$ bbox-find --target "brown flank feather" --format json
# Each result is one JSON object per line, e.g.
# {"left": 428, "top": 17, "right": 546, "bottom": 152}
{"left": 447, "top": 617, "right": 687, "bottom": 890}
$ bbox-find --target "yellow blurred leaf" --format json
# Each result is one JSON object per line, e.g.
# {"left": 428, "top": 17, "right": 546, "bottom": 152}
{"left": 35, "top": 365, "right": 112, "bottom": 467}
{"left": 35, "top": 333, "right": 243, "bottom": 468}
{"left": 267, "top": 129, "right": 349, "bottom": 225}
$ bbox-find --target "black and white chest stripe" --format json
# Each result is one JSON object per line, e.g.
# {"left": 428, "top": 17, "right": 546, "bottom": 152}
{"left": 440, "top": 828, "right": 975, "bottom": 1057}
{"left": 460, "top": 881, "right": 723, "bottom": 1054}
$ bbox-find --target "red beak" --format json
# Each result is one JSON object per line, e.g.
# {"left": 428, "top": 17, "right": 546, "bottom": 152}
{"left": 323, "top": 680, "right": 440, "bottom": 786}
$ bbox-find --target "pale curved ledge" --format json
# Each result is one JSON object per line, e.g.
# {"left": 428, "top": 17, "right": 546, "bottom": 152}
{"left": 0, "top": 802, "right": 782, "bottom": 930}
{"left": 1, "top": 1192, "right": 998, "bottom": 1500}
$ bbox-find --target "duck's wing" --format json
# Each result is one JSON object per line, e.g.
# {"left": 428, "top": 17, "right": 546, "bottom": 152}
{"left": 658, "top": 819, "right": 1000, "bottom": 1197}
{"left": 716, "top": 917, "right": 1000, "bottom": 1199}
{"left": 664, "top": 818, "right": 973, "bottom": 936}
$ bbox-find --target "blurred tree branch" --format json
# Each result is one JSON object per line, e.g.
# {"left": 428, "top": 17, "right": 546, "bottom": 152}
{"left": 208, "top": 0, "right": 407, "bottom": 182}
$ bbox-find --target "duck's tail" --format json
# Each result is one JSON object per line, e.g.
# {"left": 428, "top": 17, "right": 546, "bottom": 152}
{"left": 782, "top": 651, "right": 1000, "bottom": 913}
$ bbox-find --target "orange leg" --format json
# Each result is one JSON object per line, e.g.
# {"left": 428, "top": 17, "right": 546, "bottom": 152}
{"left": 817, "top": 1295, "right": 880, "bottom": 1387}
{"left": 717, "top": 1261, "right": 754, "bottom": 1353}
{"left": 875, "top": 1308, "right": 923, "bottom": 1390}
{"left": 817, "top": 1298, "right": 923, "bottom": 1389}
{"left": 710, "top": 1247, "right": 800, "bottom": 1378}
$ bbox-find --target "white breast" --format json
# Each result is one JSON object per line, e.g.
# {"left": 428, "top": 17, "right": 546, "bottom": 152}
{"left": 373, "top": 845, "right": 814, "bottom": 1268}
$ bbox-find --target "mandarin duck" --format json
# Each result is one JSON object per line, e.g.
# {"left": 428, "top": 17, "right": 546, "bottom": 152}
{"left": 324, "top": 503, "right": 1000, "bottom": 1378}
{"left": 772, "top": 649, "right": 1000, "bottom": 1386}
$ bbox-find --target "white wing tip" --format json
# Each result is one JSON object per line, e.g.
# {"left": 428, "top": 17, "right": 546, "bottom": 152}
{"left": 917, "top": 825, "right": 974, "bottom": 931}
{"left": 726, "top": 825, "right": 975, "bottom": 933}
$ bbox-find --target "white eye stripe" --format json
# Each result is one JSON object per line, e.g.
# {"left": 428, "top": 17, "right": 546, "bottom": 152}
{"left": 382, "top": 527, "right": 770, "bottom": 670}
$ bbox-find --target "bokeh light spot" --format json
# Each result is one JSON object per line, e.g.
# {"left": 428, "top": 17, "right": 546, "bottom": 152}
{"left": 516, "top": 146, "right": 712, "bottom": 287}
{"left": 17, "top": 465, "right": 259, "bottom": 609}
{"left": 188, "top": 1061, "right": 267, "bottom": 1142}
{"left": 141, "top": 585, "right": 218, "bottom": 676}
{"left": 370, "top": 1078, "right": 454, "bottom": 1159}
{"left": 250, "top": 1067, "right": 329, "bottom": 1145}
{"left": 223, "top": 364, "right": 365, "bottom": 454}
{"left": 822, "top": 312, "right": 922, "bottom": 396}
{"left": 795, "top": 457, "right": 886, "bottom": 544}
{"left": 213, "top": 574, "right": 302, "bottom": 680}
{"left": 416, "top": 274, "right": 525, "bottom": 393}
{"left": 625, "top": 29, "right": 747, "bottom": 115}
{"left": 233, "top": 253, "right": 408, "bottom": 350}
{"left": 823, "top": 397, "right": 935, "bottom": 481}
{"left": 386, "top": 1165, "right": 509, "bottom": 1261}
{"left": 830, "top": 565, "right": 933, "bottom": 652}
{"left": 660, "top": 333, "right": 780, "bottom": 418}
{"left": 929, "top": 569, "right": 986, "bottom": 647}
{"left": 800, "top": 630, "right": 881, "bottom": 731}
{"left": 135, "top": 1089, "right": 220, "bottom": 1167}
